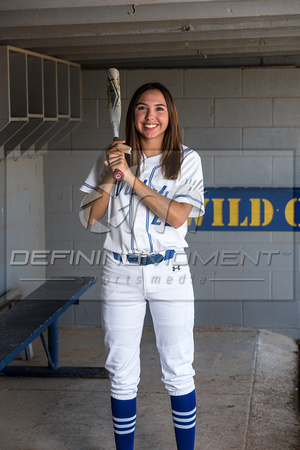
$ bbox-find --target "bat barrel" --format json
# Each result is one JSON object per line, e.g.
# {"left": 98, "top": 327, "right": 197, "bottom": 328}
{"left": 107, "top": 68, "right": 123, "bottom": 180}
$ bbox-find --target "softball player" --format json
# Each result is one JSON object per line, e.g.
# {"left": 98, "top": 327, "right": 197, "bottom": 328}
{"left": 81, "top": 83, "right": 204, "bottom": 450}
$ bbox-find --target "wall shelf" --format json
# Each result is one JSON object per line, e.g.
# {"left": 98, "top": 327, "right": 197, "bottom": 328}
{"left": 0, "top": 46, "right": 81, "bottom": 159}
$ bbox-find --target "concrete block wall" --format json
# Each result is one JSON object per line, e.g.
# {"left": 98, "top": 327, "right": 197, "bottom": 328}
{"left": 0, "top": 154, "right": 45, "bottom": 299}
{"left": 43, "top": 67, "right": 300, "bottom": 338}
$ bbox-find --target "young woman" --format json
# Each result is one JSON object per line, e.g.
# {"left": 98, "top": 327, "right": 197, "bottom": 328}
{"left": 80, "top": 83, "right": 204, "bottom": 449}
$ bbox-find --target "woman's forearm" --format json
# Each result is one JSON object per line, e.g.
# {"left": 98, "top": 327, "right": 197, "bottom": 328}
{"left": 83, "top": 171, "right": 115, "bottom": 225}
{"left": 127, "top": 173, "right": 192, "bottom": 229}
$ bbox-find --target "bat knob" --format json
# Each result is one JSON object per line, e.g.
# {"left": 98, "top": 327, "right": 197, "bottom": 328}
{"left": 113, "top": 169, "right": 124, "bottom": 181}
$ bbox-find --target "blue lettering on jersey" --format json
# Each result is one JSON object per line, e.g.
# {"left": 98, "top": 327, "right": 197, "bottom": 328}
{"left": 115, "top": 181, "right": 124, "bottom": 197}
{"left": 152, "top": 215, "right": 161, "bottom": 225}
{"left": 124, "top": 185, "right": 133, "bottom": 195}
{"left": 115, "top": 182, "right": 133, "bottom": 197}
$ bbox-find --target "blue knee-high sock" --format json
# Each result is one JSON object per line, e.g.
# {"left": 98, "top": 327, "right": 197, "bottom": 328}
{"left": 170, "top": 390, "right": 196, "bottom": 450}
{"left": 111, "top": 397, "right": 136, "bottom": 450}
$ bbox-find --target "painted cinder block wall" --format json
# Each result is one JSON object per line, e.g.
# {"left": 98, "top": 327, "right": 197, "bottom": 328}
{"left": 0, "top": 155, "right": 45, "bottom": 300}
{"left": 43, "top": 67, "right": 299, "bottom": 338}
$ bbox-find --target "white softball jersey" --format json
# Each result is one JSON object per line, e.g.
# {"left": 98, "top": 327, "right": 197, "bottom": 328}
{"left": 80, "top": 146, "right": 204, "bottom": 255}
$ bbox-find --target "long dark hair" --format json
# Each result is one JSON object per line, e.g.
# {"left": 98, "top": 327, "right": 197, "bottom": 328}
{"left": 125, "top": 83, "right": 183, "bottom": 180}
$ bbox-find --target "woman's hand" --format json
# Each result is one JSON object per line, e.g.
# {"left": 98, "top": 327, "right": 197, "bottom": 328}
{"left": 105, "top": 140, "right": 134, "bottom": 184}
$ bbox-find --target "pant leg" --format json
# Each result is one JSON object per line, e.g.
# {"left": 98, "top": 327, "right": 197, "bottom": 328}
{"left": 101, "top": 257, "right": 146, "bottom": 400}
{"left": 145, "top": 260, "right": 195, "bottom": 396}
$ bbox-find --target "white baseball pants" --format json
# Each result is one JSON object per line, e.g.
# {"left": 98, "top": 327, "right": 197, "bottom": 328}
{"left": 100, "top": 252, "right": 195, "bottom": 400}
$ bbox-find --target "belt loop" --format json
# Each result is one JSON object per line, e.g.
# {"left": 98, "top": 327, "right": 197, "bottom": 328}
{"left": 165, "top": 249, "right": 175, "bottom": 260}
{"left": 113, "top": 252, "right": 127, "bottom": 264}
{"left": 113, "top": 252, "right": 121, "bottom": 261}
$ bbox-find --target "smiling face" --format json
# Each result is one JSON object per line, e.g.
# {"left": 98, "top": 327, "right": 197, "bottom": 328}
{"left": 134, "top": 89, "right": 169, "bottom": 153}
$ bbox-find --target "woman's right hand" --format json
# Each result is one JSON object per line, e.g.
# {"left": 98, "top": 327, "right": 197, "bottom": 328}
{"left": 105, "top": 140, "right": 133, "bottom": 183}
{"left": 104, "top": 140, "right": 126, "bottom": 171}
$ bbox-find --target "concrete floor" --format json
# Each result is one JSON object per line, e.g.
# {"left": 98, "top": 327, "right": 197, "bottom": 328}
{"left": 0, "top": 327, "right": 299, "bottom": 450}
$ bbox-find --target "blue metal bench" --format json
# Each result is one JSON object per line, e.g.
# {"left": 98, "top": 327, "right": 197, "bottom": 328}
{"left": 0, "top": 276, "right": 108, "bottom": 377}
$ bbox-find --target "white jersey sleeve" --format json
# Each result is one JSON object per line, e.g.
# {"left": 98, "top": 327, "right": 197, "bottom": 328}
{"left": 80, "top": 152, "right": 106, "bottom": 193}
{"left": 172, "top": 147, "right": 205, "bottom": 218}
